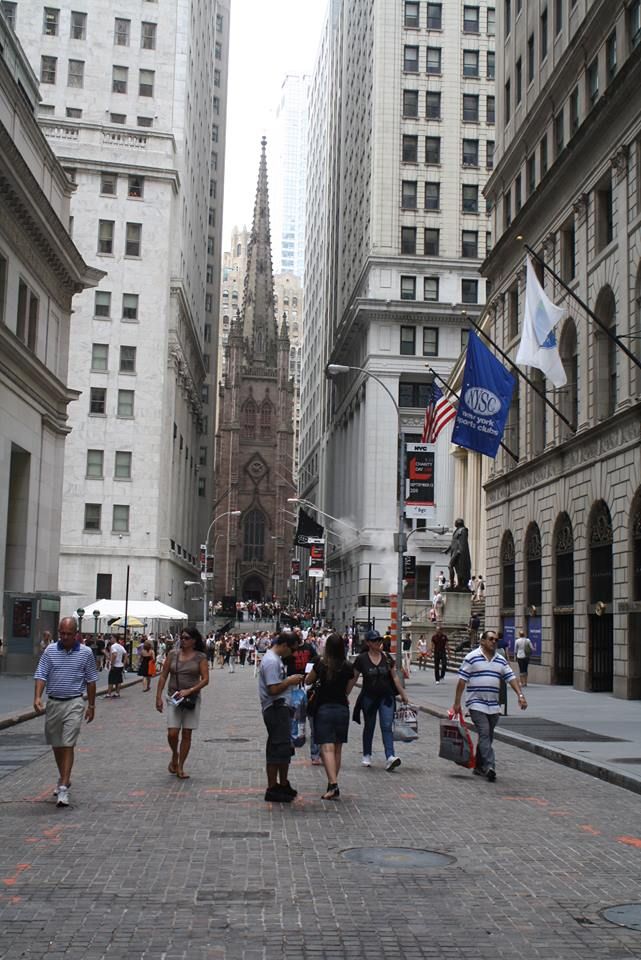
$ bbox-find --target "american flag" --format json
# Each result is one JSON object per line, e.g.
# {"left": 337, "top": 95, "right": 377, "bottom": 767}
{"left": 421, "top": 384, "right": 457, "bottom": 444}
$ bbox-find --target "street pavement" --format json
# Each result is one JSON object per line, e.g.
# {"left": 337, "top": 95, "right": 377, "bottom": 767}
{"left": 1, "top": 664, "right": 641, "bottom": 959}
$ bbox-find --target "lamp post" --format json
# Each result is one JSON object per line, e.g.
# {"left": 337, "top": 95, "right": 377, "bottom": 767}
{"left": 92, "top": 609, "right": 100, "bottom": 645}
{"left": 325, "top": 363, "right": 406, "bottom": 682}
{"left": 202, "top": 510, "right": 241, "bottom": 630}
{"left": 76, "top": 607, "right": 85, "bottom": 637}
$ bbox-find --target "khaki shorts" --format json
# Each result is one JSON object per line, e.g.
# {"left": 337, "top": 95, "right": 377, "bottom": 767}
{"left": 166, "top": 697, "right": 201, "bottom": 730}
{"left": 45, "top": 698, "right": 85, "bottom": 747}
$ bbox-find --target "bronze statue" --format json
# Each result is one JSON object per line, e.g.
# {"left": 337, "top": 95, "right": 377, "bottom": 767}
{"left": 446, "top": 518, "right": 472, "bottom": 591}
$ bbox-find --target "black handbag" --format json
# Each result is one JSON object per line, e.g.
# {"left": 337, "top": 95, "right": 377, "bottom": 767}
{"left": 174, "top": 654, "right": 198, "bottom": 710}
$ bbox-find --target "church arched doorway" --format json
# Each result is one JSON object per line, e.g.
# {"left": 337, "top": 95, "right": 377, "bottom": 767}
{"left": 242, "top": 575, "right": 265, "bottom": 602}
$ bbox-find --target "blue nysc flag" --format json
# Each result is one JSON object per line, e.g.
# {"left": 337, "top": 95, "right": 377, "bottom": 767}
{"left": 451, "top": 332, "right": 515, "bottom": 458}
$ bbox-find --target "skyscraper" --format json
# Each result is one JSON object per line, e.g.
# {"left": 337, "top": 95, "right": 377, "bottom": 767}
{"left": 270, "top": 73, "right": 309, "bottom": 278}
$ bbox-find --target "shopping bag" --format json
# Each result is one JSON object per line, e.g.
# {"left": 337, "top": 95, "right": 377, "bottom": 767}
{"left": 289, "top": 686, "right": 307, "bottom": 747}
{"left": 439, "top": 710, "right": 475, "bottom": 768}
{"left": 290, "top": 716, "right": 307, "bottom": 748}
{"left": 393, "top": 703, "right": 418, "bottom": 742}
{"left": 148, "top": 658, "right": 157, "bottom": 677}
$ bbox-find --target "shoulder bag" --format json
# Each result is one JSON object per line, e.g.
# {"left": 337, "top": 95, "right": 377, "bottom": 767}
{"left": 174, "top": 653, "right": 198, "bottom": 711}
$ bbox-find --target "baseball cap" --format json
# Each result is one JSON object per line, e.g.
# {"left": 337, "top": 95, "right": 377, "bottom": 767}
{"left": 365, "top": 630, "right": 382, "bottom": 642}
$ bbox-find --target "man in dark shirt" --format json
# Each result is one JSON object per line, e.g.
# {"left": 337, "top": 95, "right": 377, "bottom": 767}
{"left": 431, "top": 628, "right": 449, "bottom": 684}
{"left": 286, "top": 634, "right": 321, "bottom": 764}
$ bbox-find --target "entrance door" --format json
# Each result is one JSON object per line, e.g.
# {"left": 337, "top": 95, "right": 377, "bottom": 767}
{"left": 553, "top": 614, "right": 574, "bottom": 684}
{"left": 589, "top": 613, "right": 613, "bottom": 692}
{"left": 588, "top": 501, "right": 613, "bottom": 692}
{"left": 242, "top": 576, "right": 265, "bottom": 602}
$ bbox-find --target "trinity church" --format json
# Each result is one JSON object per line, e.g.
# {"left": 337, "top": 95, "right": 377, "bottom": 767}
{"left": 212, "top": 140, "right": 296, "bottom": 603}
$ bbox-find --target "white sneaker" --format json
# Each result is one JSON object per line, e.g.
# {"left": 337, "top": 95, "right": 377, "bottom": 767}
{"left": 56, "top": 785, "right": 70, "bottom": 807}
{"left": 361, "top": 755, "right": 372, "bottom": 767}
{"left": 385, "top": 756, "right": 401, "bottom": 772}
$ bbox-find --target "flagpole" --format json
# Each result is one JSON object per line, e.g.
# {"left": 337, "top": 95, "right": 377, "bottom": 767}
{"left": 523, "top": 243, "right": 641, "bottom": 372}
{"left": 427, "top": 368, "right": 519, "bottom": 462}
{"left": 469, "top": 320, "right": 577, "bottom": 433}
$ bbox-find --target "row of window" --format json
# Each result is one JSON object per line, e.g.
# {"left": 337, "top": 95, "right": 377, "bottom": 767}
{"left": 89, "top": 387, "right": 134, "bottom": 417}
{"left": 404, "top": 46, "right": 494, "bottom": 79}
{"left": 84, "top": 503, "right": 130, "bottom": 533}
{"left": 38, "top": 7, "right": 157, "bottom": 46}
{"left": 94, "top": 291, "right": 139, "bottom": 321}
{"left": 39, "top": 58, "right": 155, "bottom": 97}
{"left": 400, "top": 137, "right": 494, "bottom": 175}
{"left": 400, "top": 275, "right": 480, "bottom": 304}
{"left": 403, "top": 2, "right": 495, "bottom": 35}
{"left": 86, "top": 449, "right": 132, "bottom": 479}
{"left": 400, "top": 226, "right": 484, "bottom": 260}
{"left": 0, "top": 263, "right": 41, "bottom": 355}
{"left": 39, "top": 103, "right": 154, "bottom": 126}
{"left": 402, "top": 182, "right": 489, "bottom": 217}
{"left": 91, "top": 343, "right": 137, "bottom": 373}
{"left": 99, "top": 173, "right": 144, "bottom": 199}
{"left": 98, "top": 221, "right": 142, "bottom": 257}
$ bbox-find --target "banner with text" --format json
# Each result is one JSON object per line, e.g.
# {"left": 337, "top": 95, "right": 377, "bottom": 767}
{"left": 451, "top": 333, "right": 515, "bottom": 458}
{"left": 405, "top": 444, "right": 435, "bottom": 519}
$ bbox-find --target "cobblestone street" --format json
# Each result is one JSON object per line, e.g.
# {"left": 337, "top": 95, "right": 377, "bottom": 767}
{"left": 1, "top": 667, "right": 640, "bottom": 960}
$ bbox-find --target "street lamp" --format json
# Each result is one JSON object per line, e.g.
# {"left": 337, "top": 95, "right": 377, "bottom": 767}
{"left": 326, "top": 362, "right": 406, "bottom": 682}
{"left": 287, "top": 497, "right": 359, "bottom": 534}
{"left": 202, "top": 510, "right": 241, "bottom": 630}
{"left": 76, "top": 607, "right": 85, "bottom": 636}
{"left": 92, "top": 609, "right": 101, "bottom": 645}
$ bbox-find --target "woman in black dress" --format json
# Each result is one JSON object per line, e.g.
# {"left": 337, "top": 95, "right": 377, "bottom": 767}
{"left": 305, "top": 632, "right": 354, "bottom": 800}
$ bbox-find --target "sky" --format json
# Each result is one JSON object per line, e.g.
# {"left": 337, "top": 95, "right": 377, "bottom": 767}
{"left": 222, "top": 0, "right": 328, "bottom": 245}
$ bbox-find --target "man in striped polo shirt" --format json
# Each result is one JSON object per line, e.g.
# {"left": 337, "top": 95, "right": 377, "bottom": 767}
{"left": 452, "top": 629, "right": 527, "bottom": 782}
{"left": 34, "top": 616, "right": 98, "bottom": 807}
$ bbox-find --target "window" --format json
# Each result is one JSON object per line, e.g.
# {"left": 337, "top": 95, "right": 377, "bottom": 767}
{"left": 399, "top": 382, "right": 432, "bottom": 407}
{"left": 505, "top": 0, "right": 511, "bottom": 34}
{"left": 527, "top": 154, "right": 536, "bottom": 195}
{"left": 112, "top": 65, "right": 128, "bottom": 93}
{"left": 243, "top": 510, "right": 265, "bottom": 562}
{"left": 94, "top": 291, "right": 111, "bottom": 318}
{"left": 141, "top": 21, "right": 156, "bottom": 48}
{"left": 425, "top": 136, "right": 441, "bottom": 164}
{"left": 128, "top": 175, "right": 144, "bottom": 199}
{"left": 401, "top": 180, "right": 417, "bottom": 209}
{"left": 486, "top": 95, "right": 495, "bottom": 123}
{"left": 110, "top": 113, "right": 126, "bottom": 124}
{"left": 426, "top": 3, "right": 442, "bottom": 29}
{"left": 43, "top": 7, "right": 59, "bottom": 35}
{"left": 100, "top": 172, "right": 117, "bottom": 195}
{"left": 0, "top": 254, "right": 7, "bottom": 322}
{"left": 40, "top": 56, "right": 57, "bottom": 84}
{"left": 16, "top": 280, "right": 27, "bottom": 341}
{"left": 404, "top": 1, "right": 419, "bottom": 27}
{"left": 605, "top": 30, "right": 616, "bottom": 82}
{"left": 122, "top": 294, "right": 139, "bottom": 321}
{"left": 137, "top": 115, "right": 153, "bottom": 128}
{"left": 401, "top": 226, "right": 417, "bottom": 254}
{"left": 462, "top": 279, "right": 478, "bottom": 303}
{"left": 462, "top": 139, "right": 479, "bottom": 166}
{"left": 26, "top": 291, "right": 38, "bottom": 351}
{"left": 1, "top": 2, "right": 17, "bottom": 29}
{"left": 630, "top": 1, "right": 641, "bottom": 50}
{"left": 86, "top": 450, "right": 104, "bottom": 479}
{"left": 114, "top": 17, "right": 130, "bottom": 44}
{"left": 424, "top": 228, "right": 440, "bottom": 256}
{"left": 540, "top": 6, "right": 548, "bottom": 61}
{"left": 404, "top": 45, "right": 419, "bottom": 72}
{"left": 461, "top": 328, "right": 470, "bottom": 351}
{"left": 554, "top": 108, "right": 564, "bottom": 157}
{"left": 67, "top": 60, "right": 84, "bottom": 88}
{"left": 505, "top": 79, "right": 511, "bottom": 124}
{"left": 487, "top": 6, "right": 495, "bottom": 34}
{"left": 90, "top": 387, "right": 106, "bottom": 414}
{"left": 515, "top": 57, "right": 522, "bottom": 104}
{"left": 486, "top": 140, "right": 495, "bottom": 169}
{"left": 403, "top": 89, "right": 419, "bottom": 117}
{"left": 462, "top": 230, "right": 478, "bottom": 258}
{"left": 515, "top": 173, "right": 522, "bottom": 212}
{"left": 426, "top": 91, "right": 441, "bottom": 119}
{"left": 91, "top": 343, "right": 108, "bottom": 371}
{"left": 540, "top": 133, "right": 548, "bottom": 174}
{"left": 587, "top": 58, "right": 599, "bottom": 105}
{"left": 426, "top": 47, "right": 441, "bottom": 74}
{"left": 66, "top": 107, "right": 82, "bottom": 118}
{"left": 112, "top": 505, "right": 130, "bottom": 533}
{"left": 508, "top": 286, "right": 519, "bottom": 339}
{"left": 119, "top": 345, "right": 136, "bottom": 373}
{"left": 596, "top": 176, "right": 613, "bottom": 250}
{"left": 400, "top": 325, "right": 416, "bottom": 352}
{"left": 463, "top": 50, "right": 479, "bottom": 77}
{"left": 400, "top": 277, "right": 417, "bottom": 301}
{"left": 462, "top": 184, "right": 479, "bottom": 212}
{"left": 114, "top": 451, "right": 132, "bottom": 479}
{"left": 70, "top": 10, "right": 86, "bottom": 39}
{"left": 463, "top": 94, "right": 479, "bottom": 122}
{"left": 402, "top": 134, "right": 418, "bottom": 162}
{"left": 125, "top": 223, "right": 142, "bottom": 257}
{"left": 463, "top": 5, "right": 479, "bottom": 32}
{"left": 486, "top": 50, "right": 495, "bottom": 79}
{"left": 504, "top": 189, "right": 512, "bottom": 228}
{"left": 527, "top": 34, "right": 535, "bottom": 82}
{"left": 84, "top": 504, "right": 101, "bottom": 531}
{"left": 570, "top": 86, "right": 579, "bottom": 134}
{"left": 424, "top": 277, "right": 440, "bottom": 301}
{"left": 117, "top": 389, "right": 134, "bottom": 417}
{"left": 139, "top": 69, "right": 154, "bottom": 96}
{"left": 560, "top": 220, "right": 576, "bottom": 281}
{"left": 425, "top": 181, "right": 440, "bottom": 210}
{"left": 555, "top": 0, "right": 563, "bottom": 35}
{"left": 216, "top": 11, "right": 223, "bottom": 30}
{"left": 98, "top": 220, "right": 114, "bottom": 254}
{"left": 198, "top": 477, "right": 206, "bottom": 498}
{"left": 422, "top": 327, "right": 439, "bottom": 356}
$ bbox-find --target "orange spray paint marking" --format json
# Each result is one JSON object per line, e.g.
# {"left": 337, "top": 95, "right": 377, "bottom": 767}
{"left": 3, "top": 864, "right": 30, "bottom": 886}
{"left": 400, "top": 793, "right": 417, "bottom": 799}
{"left": 617, "top": 836, "right": 641, "bottom": 849}
{"left": 579, "top": 825, "right": 601, "bottom": 836}
{"left": 130, "top": 790, "right": 146, "bottom": 797}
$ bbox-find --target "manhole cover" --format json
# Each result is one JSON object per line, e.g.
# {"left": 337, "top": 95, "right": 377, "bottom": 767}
{"left": 499, "top": 718, "right": 625, "bottom": 742}
{"left": 203, "top": 738, "right": 250, "bottom": 743}
{"left": 601, "top": 903, "right": 641, "bottom": 931}
{"left": 609, "top": 758, "right": 641, "bottom": 764}
{"left": 341, "top": 847, "right": 455, "bottom": 869}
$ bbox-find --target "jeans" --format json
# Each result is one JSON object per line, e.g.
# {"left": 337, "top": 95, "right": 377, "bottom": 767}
{"left": 469, "top": 710, "right": 499, "bottom": 772}
{"left": 434, "top": 651, "right": 447, "bottom": 681}
{"left": 309, "top": 716, "right": 320, "bottom": 761}
{"left": 361, "top": 695, "right": 395, "bottom": 759}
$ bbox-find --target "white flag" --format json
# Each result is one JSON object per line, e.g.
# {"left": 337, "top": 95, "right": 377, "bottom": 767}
{"left": 516, "top": 257, "right": 567, "bottom": 388}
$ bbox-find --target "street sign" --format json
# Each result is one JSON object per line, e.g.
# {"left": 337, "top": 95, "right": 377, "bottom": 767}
{"left": 402, "top": 555, "right": 416, "bottom": 580}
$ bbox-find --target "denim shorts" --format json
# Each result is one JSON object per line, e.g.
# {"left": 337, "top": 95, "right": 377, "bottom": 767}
{"left": 314, "top": 702, "right": 350, "bottom": 745}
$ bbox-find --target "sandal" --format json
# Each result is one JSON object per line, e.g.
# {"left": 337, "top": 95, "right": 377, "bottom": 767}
{"left": 168, "top": 763, "right": 178, "bottom": 775}
{"left": 176, "top": 770, "right": 190, "bottom": 779}
{"left": 321, "top": 783, "right": 340, "bottom": 800}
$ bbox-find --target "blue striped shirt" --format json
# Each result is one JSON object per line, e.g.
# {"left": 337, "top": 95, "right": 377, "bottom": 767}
{"left": 458, "top": 648, "right": 515, "bottom": 714}
{"left": 34, "top": 642, "right": 98, "bottom": 697}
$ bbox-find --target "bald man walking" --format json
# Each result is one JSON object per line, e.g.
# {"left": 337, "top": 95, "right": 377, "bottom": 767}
{"left": 34, "top": 617, "right": 98, "bottom": 807}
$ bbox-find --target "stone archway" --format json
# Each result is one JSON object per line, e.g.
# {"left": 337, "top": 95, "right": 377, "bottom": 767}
{"left": 242, "top": 575, "right": 265, "bottom": 602}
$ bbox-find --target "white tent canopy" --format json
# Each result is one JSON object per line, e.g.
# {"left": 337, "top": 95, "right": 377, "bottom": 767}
{"left": 72, "top": 599, "right": 188, "bottom": 622}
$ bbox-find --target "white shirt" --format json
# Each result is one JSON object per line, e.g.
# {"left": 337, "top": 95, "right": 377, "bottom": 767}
{"left": 514, "top": 636, "right": 530, "bottom": 659}
{"left": 110, "top": 642, "right": 127, "bottom": 667}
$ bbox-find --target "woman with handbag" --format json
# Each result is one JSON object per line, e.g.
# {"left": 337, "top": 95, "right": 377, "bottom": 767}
{"left": 304, "top": 632, "right": 355, "bottom": 800}
{"left": 155, "top": 627, "right": 209, "bottom": 779}
{"left": 138, "top": 638, "right": 155, "bottom": 692}
{"left": 348, "top": 630, "right": 408, "bottom": 771}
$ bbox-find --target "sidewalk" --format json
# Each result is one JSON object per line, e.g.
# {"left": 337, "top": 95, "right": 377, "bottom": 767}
{"left": 404, "top": 664, "right": 641, "bottom": 795}
{"left": 1, "top": 665, "right": 640, "bottom": 960}
{"left": 0, "top": 671, "right": 142, "bottom": 730}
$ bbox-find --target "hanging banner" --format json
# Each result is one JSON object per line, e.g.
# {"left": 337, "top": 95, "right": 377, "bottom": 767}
{"left": 290, "top": 559, "right": 301, "bottom": 581}
{"left": 294, "top": 508, "right": 325, "bottom": 547}
{"left": 451, "top": 333, "right": 515, "bottom": 458}
{"left": 308, "top": 543, "right": 325, "bottom": 579}
{"left": 405, "top": 444, "right": 435, "bottom": 519}
{"left": 402, "top": 555, "right": 416, "bottom": 581}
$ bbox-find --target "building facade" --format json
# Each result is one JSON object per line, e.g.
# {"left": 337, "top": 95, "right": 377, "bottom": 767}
{"left": 0, "top": 13, "right": 101, "bottom": 670}
{"left": 270, "top": 74, "right": 310, "bottom": 278}
{"left": 11, "top": 0, "right": 229, "bottom": 619}
{"left": 213, "top": 141, "right": 296, "bottom": 604}
{"left": 479, "top": 0, "right": 641, "bottom": 699}
{"left": 300, "top": 0, "right": 496, "bottom": 628}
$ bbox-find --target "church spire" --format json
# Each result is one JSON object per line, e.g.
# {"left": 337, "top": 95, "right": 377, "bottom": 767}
{"left": 241, "top": 137, "right": 278, "bottom": 366}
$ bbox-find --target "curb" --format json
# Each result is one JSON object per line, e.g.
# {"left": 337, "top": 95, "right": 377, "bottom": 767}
{"left": 0, "top": 676, "right": 143, "bottom": 731}
{"left": 417, "top": 702, "right": 641, "bottom": 798}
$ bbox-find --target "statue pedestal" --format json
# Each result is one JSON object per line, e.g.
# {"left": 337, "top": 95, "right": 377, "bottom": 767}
{"left": 443, "top": 591, "right": 472, "bottom": 627}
